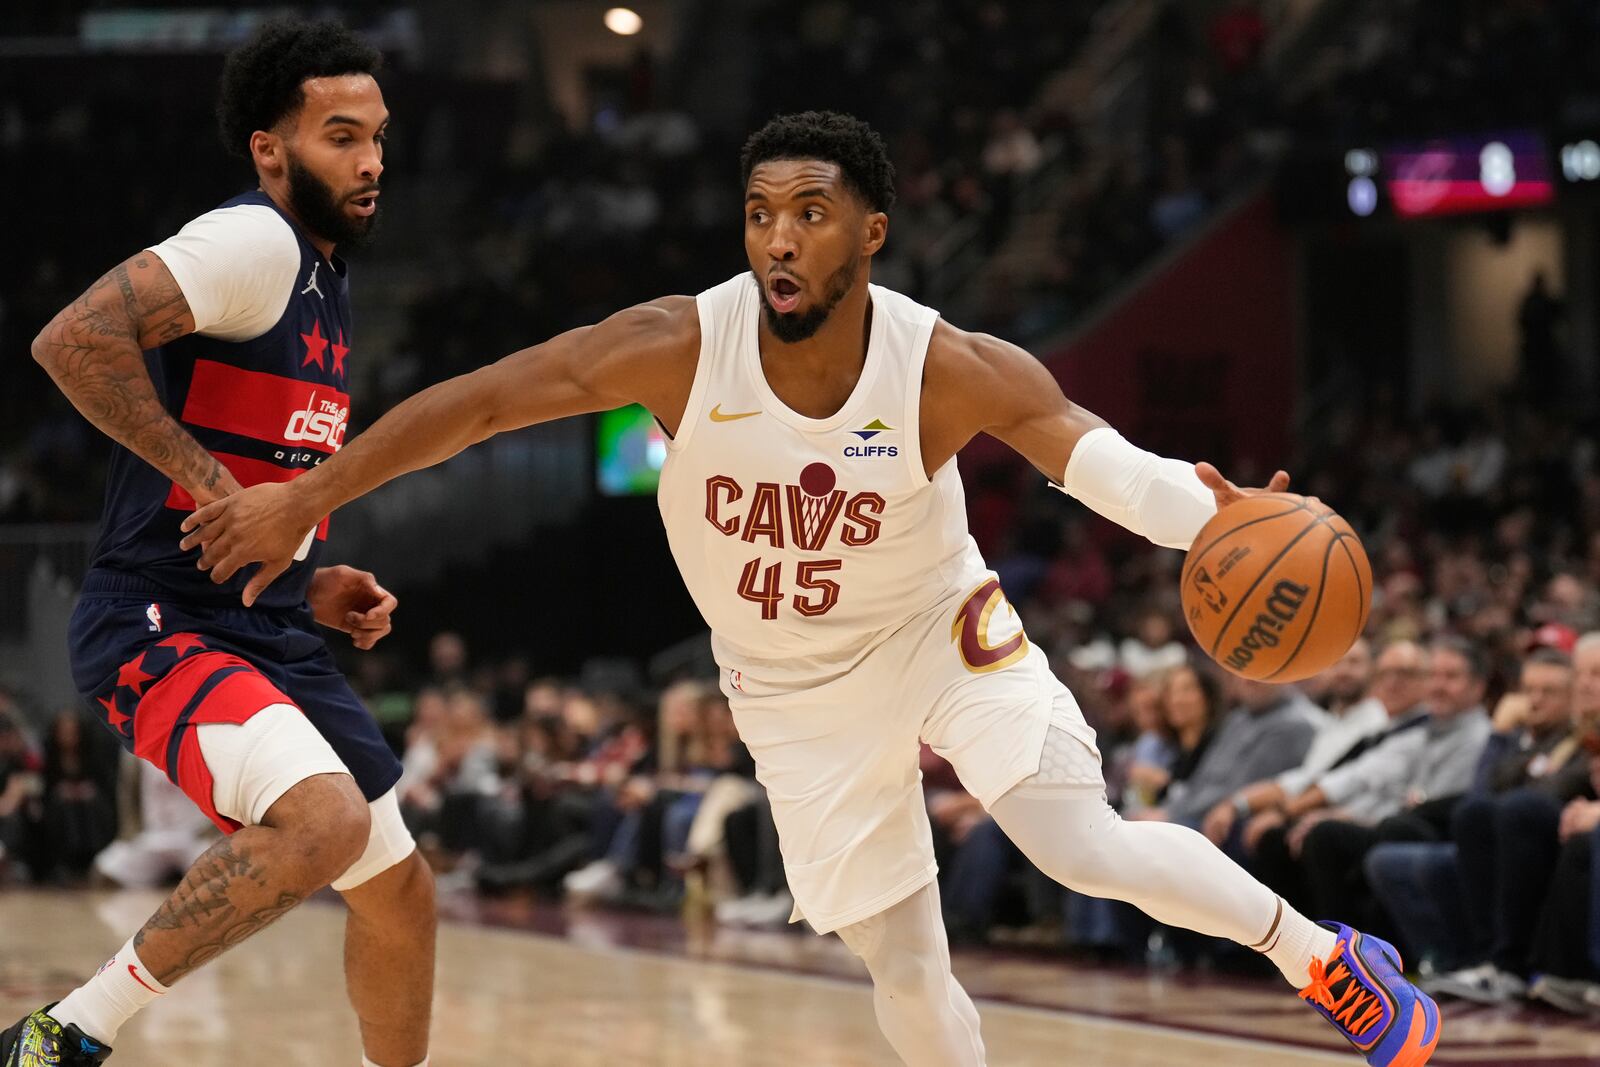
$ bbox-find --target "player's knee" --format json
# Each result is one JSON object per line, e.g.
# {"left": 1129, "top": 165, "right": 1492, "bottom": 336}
{"left": 270, "top": 773, "right": 371, "bottom": 885}
{"left": 868, "top": 942, "right": 947, "bottom": 1006}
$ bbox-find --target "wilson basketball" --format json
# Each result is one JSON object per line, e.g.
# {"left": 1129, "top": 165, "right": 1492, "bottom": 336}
{"left": 1180, "top": 494, "right": 1372, "bottom": 682}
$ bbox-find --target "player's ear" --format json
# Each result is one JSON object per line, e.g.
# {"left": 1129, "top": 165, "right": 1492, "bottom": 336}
{"left": 862, "top": 210, "right": 888, "bottom": 257}
{"left": 250, "top": 129, "right": 284, "bottom": 177}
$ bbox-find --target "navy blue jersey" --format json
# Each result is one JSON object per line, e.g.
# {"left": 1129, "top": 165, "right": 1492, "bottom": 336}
{"left": 86, "top": 191, "right": 352, "bottom": 610}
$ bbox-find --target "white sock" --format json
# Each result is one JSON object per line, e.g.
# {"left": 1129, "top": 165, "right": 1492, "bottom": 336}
{"left": 363, "top": 1057, "right": 429, "bottom": 1067}
{"left": 1255, "top": 899, "right": 1341, "bottom": 988}
{"left": 51, "top": 936, "right": 169, "bottom": 1044}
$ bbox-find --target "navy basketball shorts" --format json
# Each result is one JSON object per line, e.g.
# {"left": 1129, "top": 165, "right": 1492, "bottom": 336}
{"left": 68, "top": 584, "right": 402, "bottom": 834}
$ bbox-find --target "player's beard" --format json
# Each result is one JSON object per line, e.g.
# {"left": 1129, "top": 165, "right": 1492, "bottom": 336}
{"left": 755, "top": 255, "right": 860, "bottom": 343}
{"left": 286, "top": 153, "right": 379, "bottom": 252}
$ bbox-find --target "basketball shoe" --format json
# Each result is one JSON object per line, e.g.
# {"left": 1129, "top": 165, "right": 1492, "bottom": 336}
{"left": 0, "top": 1005, "right": 112, "bottom": 1066}
{"left": 1298, "top": 923, "right": 1440, "bottom": 1066}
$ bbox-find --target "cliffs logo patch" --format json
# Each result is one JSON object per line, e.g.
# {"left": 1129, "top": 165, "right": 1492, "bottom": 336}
{"left": 845, "top": 418, "right": 898, "bottom": 458}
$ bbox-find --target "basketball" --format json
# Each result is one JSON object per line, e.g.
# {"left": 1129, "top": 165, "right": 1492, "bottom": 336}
{"left": 1180, "top": 494, "right": 1372, "bottom": 683}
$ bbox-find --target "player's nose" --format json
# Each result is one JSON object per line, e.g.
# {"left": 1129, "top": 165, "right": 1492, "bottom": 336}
{"left": 766, "top": 228, "right": 798, "bottom": 261}
{"left": 358, "top": 149, "right": 383, "bottom": 183}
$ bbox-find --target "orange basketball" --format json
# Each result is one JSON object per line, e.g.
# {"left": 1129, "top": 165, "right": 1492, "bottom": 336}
{"left": 1180, "top": 493, "right": 1372, "bottom": 682}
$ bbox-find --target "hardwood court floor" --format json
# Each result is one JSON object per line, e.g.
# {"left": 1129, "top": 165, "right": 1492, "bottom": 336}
{"left": 2, "top": 889, "right": 1598, "bottom": 1066}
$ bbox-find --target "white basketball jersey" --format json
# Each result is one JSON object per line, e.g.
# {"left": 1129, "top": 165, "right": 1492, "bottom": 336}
{"left": 658, "top": 273, "right": 992, "bottom": 678}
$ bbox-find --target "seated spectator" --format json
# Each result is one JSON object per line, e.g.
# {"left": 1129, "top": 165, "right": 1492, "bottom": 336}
{"left": 1118, "top": 607, "right": 1188, "bottom": 681}
{"left": 1201, "top": 638, "right": 1395, "bottom": 847}
{"left": 1108, "top": 675, "right": 1170, "bottom": 816}
{"left": 1278, "top": 638, "right": 1490, "bottom": 934}
{"left": 1420, "top": 643, "right": 1594, "bottom": 1002}
{"left": 1140, "top": 669, "right": 1320, "bottom": 829}
{"left": 25, "top": 710, "right": 119, "bottom": 884}
{"left": 0, "top": 709, "right": 40, "bottom": 882}
{"left": 1126, "top": 663, "right": 1227, "bottom": 817}
{"left": 1527, "top": 742, "right": 1600, "bottom": 1016}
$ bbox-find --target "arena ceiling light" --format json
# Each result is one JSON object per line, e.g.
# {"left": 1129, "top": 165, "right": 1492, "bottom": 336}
{"left": 604, "top": 7, "right": 643, "bottom": 35}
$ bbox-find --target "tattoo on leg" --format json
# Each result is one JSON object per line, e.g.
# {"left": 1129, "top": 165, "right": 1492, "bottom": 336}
{"left": 131, "top": 839, "right": 308, "bottom": 983}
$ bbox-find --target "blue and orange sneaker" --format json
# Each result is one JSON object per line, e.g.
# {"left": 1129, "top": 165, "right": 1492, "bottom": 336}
{"left": 0, "top": 1004, "right": 112, "bottom": 1066}
{"left": 1299, "top": 923, "right": 1440, "bottom": 1066}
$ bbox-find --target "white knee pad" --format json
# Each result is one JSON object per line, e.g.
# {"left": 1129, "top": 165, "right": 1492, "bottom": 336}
{"left": 198, "top": 704, "right": 352, "bottom": 827}
{"left": 331, "top": 788, "right": 417, "bottom": 891}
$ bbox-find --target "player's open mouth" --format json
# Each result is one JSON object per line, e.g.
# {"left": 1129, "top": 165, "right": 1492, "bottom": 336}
{"left": 768, "top": 275, "right": 802, "bottom": 313}
{"left": 350, "top": 192, "right": 379, "bottom": 216}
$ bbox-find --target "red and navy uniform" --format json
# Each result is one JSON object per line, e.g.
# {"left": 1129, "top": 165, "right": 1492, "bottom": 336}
{"left": 68, "top": 192, "right": 399, "bottom": 830}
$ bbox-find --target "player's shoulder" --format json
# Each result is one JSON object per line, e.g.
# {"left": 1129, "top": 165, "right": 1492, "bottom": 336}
{"left": 168, "top": 202, "right": 298, "bottom": 253}
{"left": 598, "top": 295, "right": 701, "bottom": 367}
{"left": 923, "top": 319, "right": 1032, "bottom": 389}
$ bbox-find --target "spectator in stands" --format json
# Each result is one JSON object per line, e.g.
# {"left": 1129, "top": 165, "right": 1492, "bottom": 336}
{"left": 0, "top": 708, "right": 39, "bottom": 882}
{"left": 1140, "top": 669, "right": 1319, "bottom": 829}
{"left": 1283, "top": 638, "right": 1490, "bottom": 931}
{"left": 1202, "top": 638, "right": 1392, "bottom": 848}
{"left": 26, "top": 710, "right": 118, "bottom": 883}
{"left": 1421, "top": 644, "right": 1593, "bottom": 1002}
{"left": 1126, "top": 659, "right": 1222, "bottom": 819}
{"left": 1527, "top": 744, "right": 1600, "bottom": 1016}
{"left": 1118, "top": 606, "right": 1188, "bottom": 681}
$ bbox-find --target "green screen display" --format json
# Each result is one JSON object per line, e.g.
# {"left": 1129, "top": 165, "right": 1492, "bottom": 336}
{"left": 596, "top": 404, "right": 668, "bottom": 496}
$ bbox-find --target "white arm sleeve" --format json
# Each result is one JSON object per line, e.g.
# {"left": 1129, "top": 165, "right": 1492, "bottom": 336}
{"left": 146, "top": 205, "right": 302, "bottom": 342}
{"left": 1056, "top": 426, "right": 1217, "bottom": 550}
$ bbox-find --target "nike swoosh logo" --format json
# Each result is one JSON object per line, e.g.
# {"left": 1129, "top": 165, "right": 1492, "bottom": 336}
{"left": 709, "top": 405, "right": 761, "bottom": 423}
{"left": 128, "top": 964, "right": 162, "bottom": 994}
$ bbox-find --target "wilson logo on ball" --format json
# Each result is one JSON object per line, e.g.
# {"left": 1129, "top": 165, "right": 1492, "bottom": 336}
{"left": 1222, "top": 579, "right": 1310, "bottom": 671}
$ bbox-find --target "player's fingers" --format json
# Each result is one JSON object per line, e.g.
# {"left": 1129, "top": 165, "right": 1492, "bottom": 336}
{"left": 209, "top": 554, "right": 242, "bottom": 583}
{"left": 178, "top": 525, "right": 214, "bottom": 553}
{"left": 196, "top": 535, "right": 233, "bottom": 572}
{"left": 1193, "top": 461, "right": 1229, "bottom": 490}
{"left": 180, "top": 500, "right": 225, "bottom": 533}
{"left": 1267, "top": 469, "right": 1291, "bottom": 492}
{"left": 242, "top": 560, "right": 289, "bottom": 608}
{"left": 363, "top": 590, "right": 398, "bottom": 621}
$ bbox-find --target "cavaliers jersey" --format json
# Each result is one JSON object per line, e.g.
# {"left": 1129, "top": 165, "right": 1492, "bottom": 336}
{"left": 658, "top": 274, "right": 993, "bottom": 679}
{"left": 84, "top": 192, "right": 350, "bottom": 610}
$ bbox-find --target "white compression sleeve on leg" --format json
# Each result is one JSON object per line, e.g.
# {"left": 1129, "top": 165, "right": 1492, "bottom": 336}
{"left": 1057, "top": 426, "right": 1216, "bottom": 549}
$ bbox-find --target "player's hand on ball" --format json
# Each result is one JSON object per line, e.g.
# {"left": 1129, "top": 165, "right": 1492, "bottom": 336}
{"left": 1194, "top": 462, "right": 1291, "bottom": 510}
{"left": 309, "top": 565, "right": 397, "bottom": 649}
{"left": 179, "top": 481, "right": 314, "bottom": 605}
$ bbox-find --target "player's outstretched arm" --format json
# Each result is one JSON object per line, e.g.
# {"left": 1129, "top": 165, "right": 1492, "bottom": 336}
{"left": 31, "top": 253, "right": 241, "bottom": 506}
{"left": 927, "top": 324, "right": 1288, "bottom": 551}
{"left": 180, "top": 295, "right": 699, "bottom": 604}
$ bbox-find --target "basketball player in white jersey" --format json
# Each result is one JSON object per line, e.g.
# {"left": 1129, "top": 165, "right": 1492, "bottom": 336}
{"left": 181, "top": 112, "right": 1440, "bottom": 1066}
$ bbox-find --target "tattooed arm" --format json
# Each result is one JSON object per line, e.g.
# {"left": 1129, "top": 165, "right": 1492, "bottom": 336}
{"left": 30, "top": 252, "right": 240, "bottom": 505}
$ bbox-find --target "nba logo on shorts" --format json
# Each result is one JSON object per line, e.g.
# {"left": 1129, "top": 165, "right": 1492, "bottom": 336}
{"left": 729, "top": 668, "right": 745, "bottom": 693}
{"left": 146, "top": 603, "right": 163, "bottom": 632}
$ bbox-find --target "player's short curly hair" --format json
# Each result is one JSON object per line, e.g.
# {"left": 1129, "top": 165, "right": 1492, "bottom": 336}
{"left": 740, "top": 111, "right": 896, "bottom": 212}
{"left": 216, "top": 17, "right": 383, "bottom": 160}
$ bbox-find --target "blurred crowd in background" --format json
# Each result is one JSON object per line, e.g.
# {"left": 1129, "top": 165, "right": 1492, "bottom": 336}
{"left": 7, "top": 0, "right": 1600, "bottom": 1024}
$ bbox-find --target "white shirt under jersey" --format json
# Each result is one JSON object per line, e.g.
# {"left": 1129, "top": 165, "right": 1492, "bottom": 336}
{"left": 146, "top": 204, "right": 302, "bottom": 341}
{"left": 658, "top": 274, "right": 993, "bottom": 680}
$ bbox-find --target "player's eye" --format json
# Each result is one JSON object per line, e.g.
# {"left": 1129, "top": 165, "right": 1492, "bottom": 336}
{"left": 804, "top": 209, "right": 824, "bottom": 222}
{"left": 749, "top": 211, "right": 768, "bottom": 225}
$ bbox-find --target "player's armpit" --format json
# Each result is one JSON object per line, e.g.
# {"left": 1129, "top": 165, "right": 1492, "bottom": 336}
{"left": 31, "top": 253, "right": 238, "bottom": 506}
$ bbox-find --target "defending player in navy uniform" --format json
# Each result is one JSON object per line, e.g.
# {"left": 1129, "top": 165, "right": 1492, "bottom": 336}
{"left": 2, "top": 19, "right": 435, "bottom": 1067}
